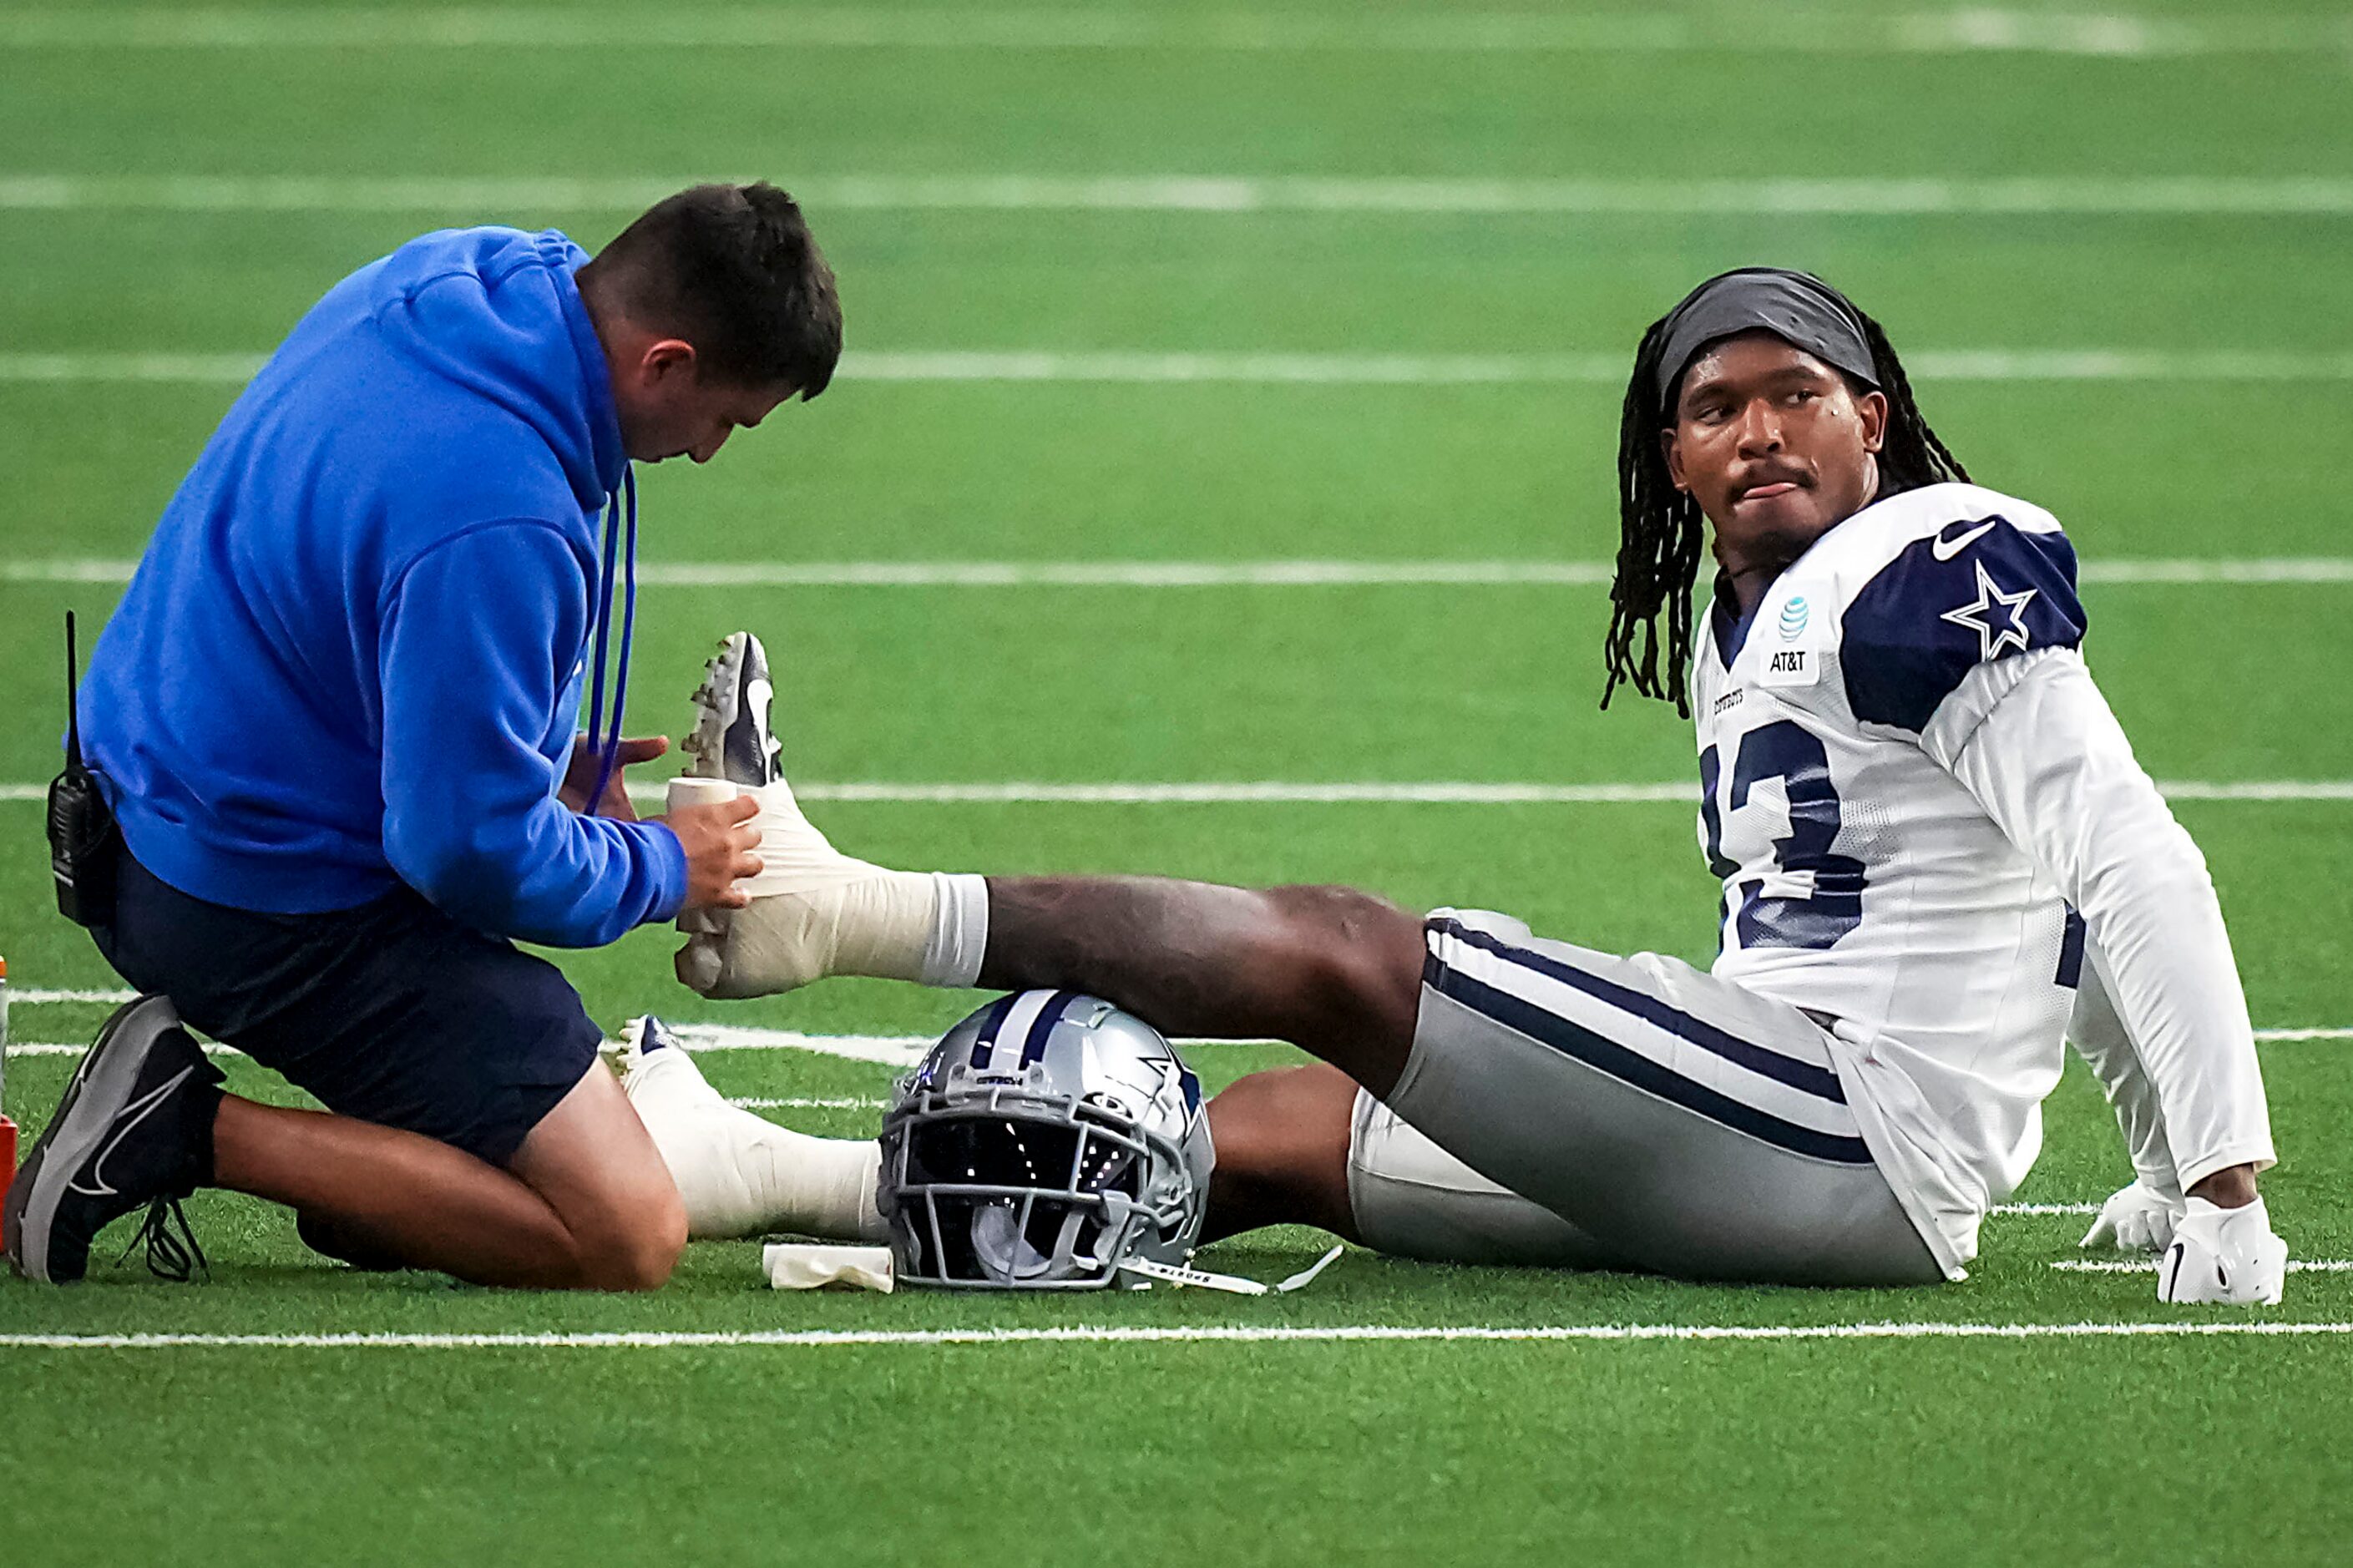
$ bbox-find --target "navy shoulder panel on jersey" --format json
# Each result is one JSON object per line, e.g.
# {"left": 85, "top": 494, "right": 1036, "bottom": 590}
{"left": 1839, "top": 513, "right": 2085, "bottom": 732}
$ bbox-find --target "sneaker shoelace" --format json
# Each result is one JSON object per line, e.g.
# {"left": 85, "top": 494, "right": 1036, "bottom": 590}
{"left": 117, "top": 1196, "right": 209, "bottom": 1283}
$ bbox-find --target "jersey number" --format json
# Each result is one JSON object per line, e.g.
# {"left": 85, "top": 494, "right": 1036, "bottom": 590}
{"left": 1698, "top": 721, "right": 1866, "bottom": 952}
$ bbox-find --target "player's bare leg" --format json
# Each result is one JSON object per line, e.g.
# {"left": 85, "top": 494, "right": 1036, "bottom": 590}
{"left": 669, "top": 712, "right": 1427, "bottom": 1090}
{"left": 214, "top": 1063, "right": 686, "bottom": 1291}
{"left": 1199, "top": 1063, "right": 1362, "bottom": 1243}
{"left": 978, "top": 877, "right": 1426, "bottom": 1096}
{"left": 670, "top": 644, "right": 1426, "bottom": 1092}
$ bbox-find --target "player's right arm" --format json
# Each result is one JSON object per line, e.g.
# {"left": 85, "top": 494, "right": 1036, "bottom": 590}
{"left": 1925, "top": 649, "right": 2285, "bottom": 1301}
{"left": 1829, "top": 499, "right": 2280, "bottom": 1299}
{"left": 2066, "top": 948, "right": 2186, "bottom": 1251}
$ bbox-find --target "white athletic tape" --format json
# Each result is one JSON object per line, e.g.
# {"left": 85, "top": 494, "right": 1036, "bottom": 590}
{"left": 762, "top": 1242, "right": 896, "bottom": 1292}
{"left": 4, "top": 1320, "right": 2352, "bottom": 1351}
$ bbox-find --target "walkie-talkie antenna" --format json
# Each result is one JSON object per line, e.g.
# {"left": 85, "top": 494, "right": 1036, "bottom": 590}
{"left": 64, "top": 609, "right": 83, "bottom": 769}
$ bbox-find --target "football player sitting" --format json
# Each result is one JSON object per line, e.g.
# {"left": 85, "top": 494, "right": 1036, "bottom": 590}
{"left": 645, "top": 268, "right": 2284, "bottom": 1303}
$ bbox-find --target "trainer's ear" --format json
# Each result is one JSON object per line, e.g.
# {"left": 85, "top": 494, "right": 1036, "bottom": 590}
{"left": 640, "top": 338, "right": 698, "bottom": 385}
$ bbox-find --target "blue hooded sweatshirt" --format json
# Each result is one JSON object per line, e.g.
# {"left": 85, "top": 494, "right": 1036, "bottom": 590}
{"left": 80, "top": 226, "right": 686, "bottom": 947}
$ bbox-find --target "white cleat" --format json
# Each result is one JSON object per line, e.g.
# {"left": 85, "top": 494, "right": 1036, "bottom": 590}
{"left": 683, "top": 631, "right": 782, "bottom": 787}
{"left": 618, "top": 1014, "right": 715, "bottom": 1105}
{"left": 672, "top": 635, "right": 939, "bottom": 999}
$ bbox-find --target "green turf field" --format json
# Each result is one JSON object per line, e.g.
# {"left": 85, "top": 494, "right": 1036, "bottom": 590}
{"left": 5, "top": 3, "right": 2353, "bottom": 1562}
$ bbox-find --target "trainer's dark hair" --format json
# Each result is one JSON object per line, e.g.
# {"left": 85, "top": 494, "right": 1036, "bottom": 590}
{"left": 1601, "top": 291, "right": 1968, "bottom": 715}
{"left": 581, "top": 182, "right": 843, "bottom": 397}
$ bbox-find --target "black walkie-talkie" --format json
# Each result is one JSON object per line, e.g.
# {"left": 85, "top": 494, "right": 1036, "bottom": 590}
{"left": 48, "top": 611, "right": 119, "bottom": 927}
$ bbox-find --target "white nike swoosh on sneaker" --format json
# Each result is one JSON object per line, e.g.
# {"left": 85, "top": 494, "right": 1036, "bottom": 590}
{"left": 1931, "top": 519, "right": 1998, "bottom": 560}
{"left": 65, "top": 1065, "right": 195, "bottom": 1201}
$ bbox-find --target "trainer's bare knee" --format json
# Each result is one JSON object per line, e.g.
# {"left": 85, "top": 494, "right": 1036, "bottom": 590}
{"left": 571, "top": 1186, "right": 688, "bottom": 1292}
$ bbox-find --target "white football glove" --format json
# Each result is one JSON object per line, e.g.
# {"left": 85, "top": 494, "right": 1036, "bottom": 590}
{"left": 2156, "top": 1195, "right": 2287, "bottom": 1306}
{"left": 2079, "top": 1181, "right": 2183, "bottom": 1253}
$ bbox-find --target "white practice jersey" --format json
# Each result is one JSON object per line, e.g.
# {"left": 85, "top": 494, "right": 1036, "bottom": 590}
{"left": 1691, "top": 482, "right": 2273, "bottom": 1274}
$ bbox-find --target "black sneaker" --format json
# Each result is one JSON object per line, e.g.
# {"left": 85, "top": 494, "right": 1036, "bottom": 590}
{"left": 4, "top": 994, "right": 223, "bottom": 1284}
{"left": 684, "top": 630, "right": 782, "bottom": 787}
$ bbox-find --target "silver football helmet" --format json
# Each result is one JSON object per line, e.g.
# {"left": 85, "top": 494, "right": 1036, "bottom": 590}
{"left": 878, "top": 991, "right": 1215, "bottom": 1290}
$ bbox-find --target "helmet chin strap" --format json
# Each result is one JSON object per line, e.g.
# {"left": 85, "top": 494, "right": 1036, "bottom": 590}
{"left": 1111, "top": 1244, "right": 1345, "bottom": 1297}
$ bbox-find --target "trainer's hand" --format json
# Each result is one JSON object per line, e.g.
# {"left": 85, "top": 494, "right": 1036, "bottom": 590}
{"left": 559, "top": 735, "right": 670, "bottom": 819}
{"left": 2080, "top": 1181, "right": 2183, "bottom": 1253}
{"left": 664, "top": 795, "right": 764, "bottom": 910}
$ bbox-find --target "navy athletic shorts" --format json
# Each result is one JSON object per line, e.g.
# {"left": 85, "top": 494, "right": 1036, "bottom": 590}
{"left": 93, "top": 850, "right": 605, "bottom": 1166}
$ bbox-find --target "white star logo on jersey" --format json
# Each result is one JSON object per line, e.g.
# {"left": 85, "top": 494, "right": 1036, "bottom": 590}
{"left": 1940, "top": 560, "right": 2038, "bottom": 660}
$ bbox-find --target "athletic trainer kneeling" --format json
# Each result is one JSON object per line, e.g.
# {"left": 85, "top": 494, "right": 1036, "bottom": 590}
{"left": 5, "top": 183, "right": 840, "bottom": 1290}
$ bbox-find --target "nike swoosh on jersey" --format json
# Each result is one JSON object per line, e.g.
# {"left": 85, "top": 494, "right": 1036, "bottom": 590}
{"left": 1930, "top": 519, "right": 1998, "bottom": 560}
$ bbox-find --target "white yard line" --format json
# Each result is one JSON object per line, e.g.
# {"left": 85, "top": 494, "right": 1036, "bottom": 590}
{"left": 4, "top": 9, "right": 2349, "bottom": 56}
{"left": 2052, "top": 1259, "right": 2353, "bottom": 1273}
{"left": 10, "top": 349, "right": 2353, "bottom": 387}
{"left": 6, "top": 1041, "right": 250, "bottom": 1056}
{"left": 3, "top": 1319, "right": 2350, "bottom": 1351}
{"left": 655, "top": 1024, "right": 932, "bottom": 1065}
{"left": 608, "top": 780, "right": 2353, "bottom": 806}
{"left": 639, "top": 781, "right": 1704, "bottom": 804}
{"left": 628, "top": 560, "right": 1626, "bottom": 586}
{"left": 3, "top": 780, "right": 2348, "bottom": 810}
{"left": 12, "top": 558, "right": 2353, "bottom": 589}
{"left": 4, "top": 779, "right": 2350, "bottom": 811}
{"left": 1991, "top": 1202, "right": 2101, "bottom": 1216}
{"left": 10, "top": 175, "right": 2353, "bottom": 216}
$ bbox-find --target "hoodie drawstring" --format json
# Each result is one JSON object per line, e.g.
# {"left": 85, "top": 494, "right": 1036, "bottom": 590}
{"left": 581, "top": 463, "right": 638, "bottom": 817}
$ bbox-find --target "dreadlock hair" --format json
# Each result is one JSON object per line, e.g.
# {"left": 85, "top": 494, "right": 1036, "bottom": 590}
{"left": 1599, "top": 296, "right": 1969, "bottom": 717}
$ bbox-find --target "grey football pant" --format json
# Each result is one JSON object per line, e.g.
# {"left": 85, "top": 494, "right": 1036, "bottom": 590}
{"left": 1349, "top": 909, "right": 1941, "bottom": 1287}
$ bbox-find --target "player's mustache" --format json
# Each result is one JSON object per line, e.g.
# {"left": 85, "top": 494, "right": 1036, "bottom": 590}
{"left": 1731, "top": 462, "right": 1811, "bottom": 498}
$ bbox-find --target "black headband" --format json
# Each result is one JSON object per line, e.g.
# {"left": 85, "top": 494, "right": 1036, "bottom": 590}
{"left": 1652, "top": 267, "right": 1879, "bottom": 415}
